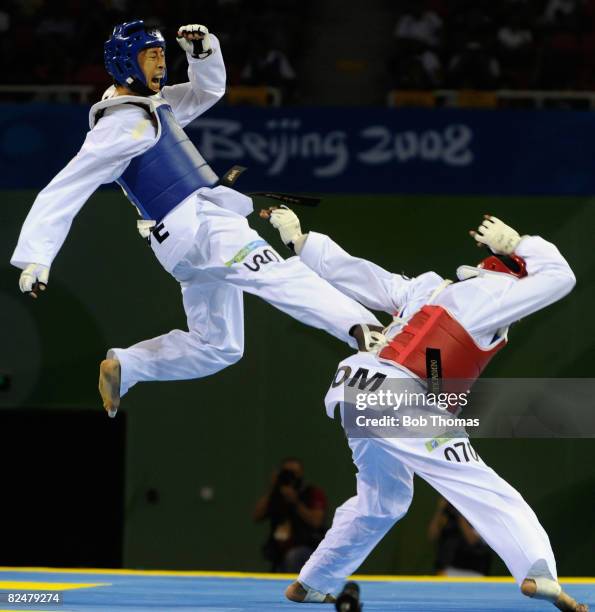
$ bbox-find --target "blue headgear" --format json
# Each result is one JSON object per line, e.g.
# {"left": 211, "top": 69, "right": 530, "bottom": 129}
{"left": 104, "top": 20, "right": 167, "bottom": 95}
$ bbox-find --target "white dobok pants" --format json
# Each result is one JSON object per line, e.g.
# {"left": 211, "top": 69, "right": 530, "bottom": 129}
{"left": 109, "top": 192, "right": 381, "bottom": 396}
{"left": 299, "top": 363, "right": 558, "bottom": 595}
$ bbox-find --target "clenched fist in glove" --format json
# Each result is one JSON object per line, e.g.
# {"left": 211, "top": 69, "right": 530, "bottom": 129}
{"left": 470, "top": 215, "right": 523, "bottom": 255}
{"left": 269, "top": 206, "right": 307, "bottom": 253}
{"left": 176, "top": 24, "right": 212, "bottom": 59}
{"left": 19, "top": 263, "right": 49, "bottom": 298}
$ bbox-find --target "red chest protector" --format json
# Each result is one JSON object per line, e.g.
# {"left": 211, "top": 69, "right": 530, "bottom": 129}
{"left": 378, "top": 305, "right": 506, "bottom": 388}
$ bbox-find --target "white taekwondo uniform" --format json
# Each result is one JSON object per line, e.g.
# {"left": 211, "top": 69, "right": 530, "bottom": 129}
{"left": 294, "top": 231, "right": 575, "bottom": 595}
{"left": 10, "top": 36, "right": 380, "bottom": 396}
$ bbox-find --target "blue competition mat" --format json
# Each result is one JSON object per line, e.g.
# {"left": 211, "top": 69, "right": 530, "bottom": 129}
{"left": 0, "top": 568, "right": 592, "bottom": 611}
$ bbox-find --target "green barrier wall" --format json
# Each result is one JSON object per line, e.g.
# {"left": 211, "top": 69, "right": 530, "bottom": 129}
{"left": 2, "top": 191, "right": 594, "bottom": 575}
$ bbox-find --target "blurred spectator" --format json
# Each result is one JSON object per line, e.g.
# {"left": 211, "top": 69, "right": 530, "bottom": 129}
{"left": 253, "top": 458, "right": 327, "bottom": 573}
{"left": 389, "top": 0, "right": 595, "bottom": 94}
{"left": 498, "top": 15, "right": 534, "bottom": 51}
{"left": 4, "top": 0, "right": 307, "bottom": 101}
{"left": 391, "top": 1, "right": 443, "bottom": 91}
{"left": 393, "top": 50, "right": 442, "bottom": 89}
{"left": 497, "top": 14, "right": 536, "bottom": 87}
{"left": 4, "top": 0, "right": 595, "bottom": 103}
{"left": 394, "top": 1, "right": 443, "bottom": 50}
{"left": 240, "top": 33, "right": 297, "bottom": 102}
{"left": 447, "top": 41, "right": 501, "bottom": 89}
{"left": 428, "top": 497, "right": 492, "bottom": 577}
{"left": 542, "top": 0, "right": 584, "bottom": 26}
{"left": 36, "top": 5, "right": 75, "bottom": 37}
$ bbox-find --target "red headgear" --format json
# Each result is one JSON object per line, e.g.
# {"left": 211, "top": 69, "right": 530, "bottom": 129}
{"left": 477, "top": 254, "right": 527, "bottom": 278}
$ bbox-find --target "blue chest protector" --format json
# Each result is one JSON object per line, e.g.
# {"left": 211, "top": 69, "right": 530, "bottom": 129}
{"left": 118, "top": 104, "right": 218, "bottom": 222}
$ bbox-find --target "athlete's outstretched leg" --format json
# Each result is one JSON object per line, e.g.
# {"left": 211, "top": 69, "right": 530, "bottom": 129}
{"left": 105, "top": 281, "right": 245, "bottom": 401}
{"left": 402, "top": 438, "right": 588, "bottom": 611}
{"left": 171, "top": 209, "right": 383, "bottom": 348}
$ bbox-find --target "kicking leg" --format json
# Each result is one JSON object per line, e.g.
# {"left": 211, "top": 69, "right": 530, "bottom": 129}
{"left": 172, "top": 213, "right": 382, "bottom": 348}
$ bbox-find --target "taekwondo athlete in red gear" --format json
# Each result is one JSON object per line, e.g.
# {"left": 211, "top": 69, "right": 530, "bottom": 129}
{"left": 11, "top": 21, "right": 382, "bottom": 417}
{"left": 269, "top": 210, "right": 586, "bottom": 612}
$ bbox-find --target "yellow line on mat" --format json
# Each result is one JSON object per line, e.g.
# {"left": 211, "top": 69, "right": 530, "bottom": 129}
{"left": 0, "top": 580, "right": 108, "bottom": 590}
{"left": 0, "top": 568, "right": 592, "bottom": 584}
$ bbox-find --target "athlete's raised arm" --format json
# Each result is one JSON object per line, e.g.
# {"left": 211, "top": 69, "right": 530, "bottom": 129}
{"left": 460, "top": 216, "right": 576, "bottom": 335}
{"left": 162, "top": 26, "right": 226, "bottom": 127}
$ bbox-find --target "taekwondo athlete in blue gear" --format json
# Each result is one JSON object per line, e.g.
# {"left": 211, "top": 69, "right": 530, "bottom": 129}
{"left": 103, "top": 22, "right": 219, "bottom": 224}
{"left": 11, "top": 20, "right": 382, "bottom": 417}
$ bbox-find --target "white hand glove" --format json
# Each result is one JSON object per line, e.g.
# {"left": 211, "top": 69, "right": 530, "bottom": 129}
{"left": 269, "top": 206, "right": 306, "bottom": 253}
{"left": 19, "top": 263, "right": 50, "bottom": 298}
{"left": 470, "top": 215, "right": 522, "bottom": 255}
{"left": 176, "top": 24, "right": 212, "bottom": 59}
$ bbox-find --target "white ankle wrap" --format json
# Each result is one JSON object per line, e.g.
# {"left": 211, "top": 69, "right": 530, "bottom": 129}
{"left": 301, "top": 582, "right": 327, "bottom": 603}
{"left": 532, "top": 577, "right": 562, "bottom": 602}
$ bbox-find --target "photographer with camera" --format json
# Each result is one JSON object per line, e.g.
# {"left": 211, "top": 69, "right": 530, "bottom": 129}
{"left": 428, "top": 496, "right": 492, "bottom": 577}
{"left": 253, "top": 458, "right": 328, "bottom": 572}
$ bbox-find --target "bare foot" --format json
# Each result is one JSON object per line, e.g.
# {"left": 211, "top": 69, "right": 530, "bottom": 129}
{"left": 285, "top": 581, "right": 335, "bottom": 603}
{"left": 521, "top": 579, "right": 589, "bottom": 612}
{"left": 555, "top": 593, "right": 590, "bottom": 612}
{"left": 99, "top": 359, "right": 121, "bottom": 418}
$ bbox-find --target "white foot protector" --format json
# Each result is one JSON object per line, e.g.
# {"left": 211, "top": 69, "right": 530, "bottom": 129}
{"left": 300, "top": 582, "right": 329, "bottom": 603}
{"left": 532, "top": 577, "right": 562, "bottom": 602}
